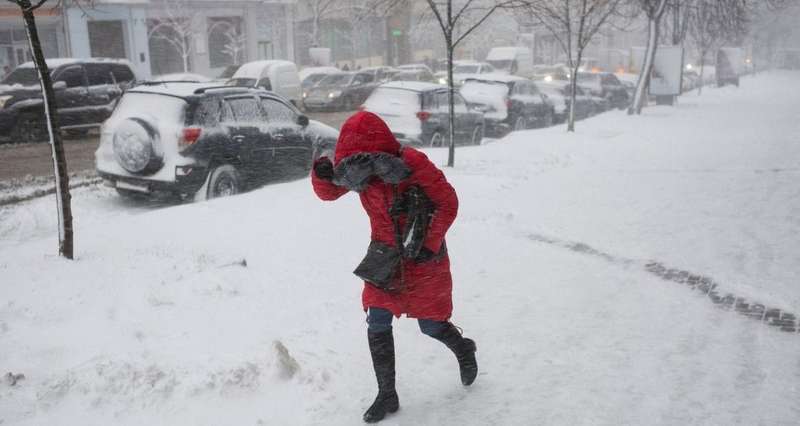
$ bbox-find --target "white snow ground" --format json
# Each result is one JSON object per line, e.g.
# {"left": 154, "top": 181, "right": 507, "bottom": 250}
{"left": 2, "top": 71, "right": 800, "bottom": 425}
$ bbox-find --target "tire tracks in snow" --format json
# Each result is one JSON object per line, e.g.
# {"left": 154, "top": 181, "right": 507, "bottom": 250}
{"left": 526, "top": 233, "right": 799, "bottom": 335}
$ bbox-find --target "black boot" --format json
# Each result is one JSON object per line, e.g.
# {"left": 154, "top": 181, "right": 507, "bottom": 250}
{"left": 431, "top": 323, "right": 478, "bottom": 386}
{"left": 363, "top": 329, "right": 399, "bottom": 423}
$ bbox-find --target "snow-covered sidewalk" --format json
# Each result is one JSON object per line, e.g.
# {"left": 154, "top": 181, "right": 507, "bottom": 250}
{"left": 2, "top": 71, "right": 799, "bottom": 425}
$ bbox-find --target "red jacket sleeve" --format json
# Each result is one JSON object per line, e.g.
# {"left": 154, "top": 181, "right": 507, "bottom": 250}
{"left": 311, "top": 167, "right": 348, "bottom": 201}
{"left": 404, "top": 149, "right": 458, "bottom": 253}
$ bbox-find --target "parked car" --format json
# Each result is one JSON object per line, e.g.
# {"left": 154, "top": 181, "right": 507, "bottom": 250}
{"left": 531, "top": 65, "right": 570, "bottom": 82}
{"left": 359, "top": 66, "right": 398, "bottom": 83}
{"left": 536, "top": 81, "right": 594, "bottom": 123}
{"left": 435, "top": 61, "right": 496, "bottom": 85}
{"left": 0, "top": 58, "right": 138, "bottom": 143}
{"left": 153, "top": 73, "right": 213, "bottom": 83}
{"left": 226, "top": 60, "right": 302, "bottom": 107}
{"left": 576, "top": 71, "right": 629, "bottom": 109}
{"left": 390, "top": 69, "right": 434, "bottom": 83}
{"left": 299, "top": 66, "right": 340, "bottom": 92}
{"left": 397, "top": 63, "right": 433, "bottom": 74}
{"left": 361, "top": 81, "right": 484, "bottom": 147}
{"left": 460, "top": 74, "right": 555, "bottom": 136}
{"left": 95, "top": 82, "right": 338, "bottom": 200}
{"left": 486, "top": 46, "right": 534, "bottom": 77}
{"left": 302, "top": 71, "right": 379, "bottom": 112}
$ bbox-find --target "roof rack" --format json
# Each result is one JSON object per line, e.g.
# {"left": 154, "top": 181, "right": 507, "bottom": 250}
{"left": 136, "top": 80, "right": 204, "bottom": 86}
{"left": 193, "top": 85, "right": 249, "bottom": 94}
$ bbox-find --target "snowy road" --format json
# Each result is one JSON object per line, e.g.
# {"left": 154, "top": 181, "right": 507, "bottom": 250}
{"left": 2, "top": 71, "right": 799, "bottom": 425}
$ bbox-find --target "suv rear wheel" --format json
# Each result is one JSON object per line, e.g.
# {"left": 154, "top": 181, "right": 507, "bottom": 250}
{"left": 207, "top": 164, "right": 242, "bottom": 199}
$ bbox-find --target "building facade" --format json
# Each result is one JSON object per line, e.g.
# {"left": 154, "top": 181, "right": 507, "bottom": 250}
{"left": 0, "top": 0, "right": 296, "bottom": 80}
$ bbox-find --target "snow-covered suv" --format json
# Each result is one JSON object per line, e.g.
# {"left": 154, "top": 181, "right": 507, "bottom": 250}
{"left": 95, "top": 82, "right": 338, "bottom": 200}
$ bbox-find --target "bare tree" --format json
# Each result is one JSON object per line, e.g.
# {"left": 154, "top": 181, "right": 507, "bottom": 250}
{"left": 7, "top": 0, "right": 73, "bottom": 259}
{"left": 686, "top": 0, "right": 722, "bottom": 94}
{"left": 339, "top": 0, "right": 403, "bottom": 67}
{"left": 299, "top": 0, "right": 338, "bottom": 47}
{"left": 628, "top": 0, "right": 668, "bottom": 115}
{"left": 147, "top": 0, "right": 200, "bottom": 72}
{"left": 523, "top": 0, "right": 625, "bottom": 131}
{"left": 209, "top": 19, "right": 247, "bottom": 64}
{"left": 424, "top": 0, "right": 522, "bottom": 167}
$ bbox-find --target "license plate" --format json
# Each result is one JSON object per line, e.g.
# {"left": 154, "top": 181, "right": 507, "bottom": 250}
{"left": 116, "top": 180, "right": 149, "bottom": 193}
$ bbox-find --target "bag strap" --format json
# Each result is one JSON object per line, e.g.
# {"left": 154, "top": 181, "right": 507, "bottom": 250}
{"left": 389, "top": 184, "right": 405, "bottom": 290}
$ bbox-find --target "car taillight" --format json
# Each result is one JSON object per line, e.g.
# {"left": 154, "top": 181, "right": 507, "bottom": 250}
{"left": 505, "top": 98, "right": 512, "bottom": 109}
{"left": 416, "top": 111, "right": 431, "bottom": 121}
{"left": 179, "top": 127, "right": 202, "bottom": 150}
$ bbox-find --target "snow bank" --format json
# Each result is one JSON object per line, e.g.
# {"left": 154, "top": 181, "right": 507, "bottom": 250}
{"left": 1, "top": 71, "right": 799, "bottom": 425}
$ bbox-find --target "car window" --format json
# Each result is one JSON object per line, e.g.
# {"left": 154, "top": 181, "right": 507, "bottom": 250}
{"left": 224, "top": 97, "right": 263, "bottom": 123}
{"left": 111, "top": 64, "right": 135, "bottom": 83}
{"left": 453, "top": 93, "right": 468, "bottom": 113}
{"left": 219, "top": 100, "right": 235, "bottom": 123}
{"left": 193, "top": 97, "right": 222, "bottom": 127}
{"left": 422, "top": 92, "right": 437, "bottom": 111}
{"left": 530, "top": 83, "right": 540, "bottom": 95}
{"left": 55, "top": 66, "right": 86, "bottom": 88}
{"left": 261, "top": 98, "right": 296, "bottom": 123}
{"left": 257, "top": 77, "right": 272, "bottom": 91}
{"left": 86, "top": 64, "right": 113, "bottom": 86}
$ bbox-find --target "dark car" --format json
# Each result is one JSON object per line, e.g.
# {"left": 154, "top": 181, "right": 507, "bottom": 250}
{"left": 362, "top": 81, "right": 484, "bottom": 147}
{"left": 576, "top": 72, "right": 629, "bottom": 109}
{"left": 95, "top": 82, "right": 338, "bottom": 200}
{"left": 0, "top": 58, "right": 137, "bottom": 143}
{"left": 537, "top": 81, "right": 594, "bottom": 123}
{"left": 460, "top": 75, "right": 555, "bottom": 136}
{"left": 303, "top": 72, "right": 378, "bottom": 112}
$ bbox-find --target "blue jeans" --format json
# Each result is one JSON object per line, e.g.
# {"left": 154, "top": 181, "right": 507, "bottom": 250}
{"left": 366, "top": 307, "right": 447, "bottom": 336}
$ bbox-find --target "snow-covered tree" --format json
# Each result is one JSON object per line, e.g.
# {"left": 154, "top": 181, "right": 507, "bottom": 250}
{"left": 209, "top": 19, "right": 247, "bottom": 64}
{"left": 147, "top": 0, "right": 200, "bottom": 72}
{"left": 7, "top": 0, "right": 73, "bottom": 259}
{"left": 628, "top": 0, "right": 668, "bottom": 115}
{"left": 523, "top": 0, "right": 626, "bottom": 131}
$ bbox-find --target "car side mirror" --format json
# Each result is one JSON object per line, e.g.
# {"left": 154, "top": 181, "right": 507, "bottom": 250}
{"left": 53, "top": 81, "right": 67, "bottom": 90}
{"left": 297, "top": 115, "right": 309, "bottom": 127}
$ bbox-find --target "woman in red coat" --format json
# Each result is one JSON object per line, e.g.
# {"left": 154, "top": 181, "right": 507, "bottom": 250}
{"left": 311, "top": 111, "right": 478, "bottom": 423}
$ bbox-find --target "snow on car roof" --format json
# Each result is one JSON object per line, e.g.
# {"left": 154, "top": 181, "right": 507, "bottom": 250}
{"left": 127, "top": 82, "right": 247, "bottom": 98}
{"left": 233, "top": 60, "right": 296, "bottom": 79}
{"left": 461, "top": 73, "right": 527, "bottom": 84}
{"left": 378, "top": 81, "right": 443, "bottom": 92}
{"left": 298, "top": 66, "right": 340, "bottom": 81}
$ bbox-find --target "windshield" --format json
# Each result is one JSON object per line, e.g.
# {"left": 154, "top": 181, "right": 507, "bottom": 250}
{"left": 1, "top": 68, "right": 46, "bottom": 86}
{"left": 226, "top": 77, "right": 256, "bottom": 87}
{"left": 453, "top": 65, "right": 480, "bottom": 74}
{"left": 487, "top": 60, "right": 512, "bottom": 70}
{"left": 319, "top": 74, "right": 353, "bottom": 86}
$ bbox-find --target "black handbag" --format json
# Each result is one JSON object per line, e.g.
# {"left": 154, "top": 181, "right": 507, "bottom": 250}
{"left": 353, "top": 241, "right": 402, "bottom": 290}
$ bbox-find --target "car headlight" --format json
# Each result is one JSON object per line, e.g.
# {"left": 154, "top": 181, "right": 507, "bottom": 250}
{"left": 544, "top": 75, "right": 553, "bottom": 82}
{"left": 328, "top": 90, "right": 342, "bottom": 98}
{"left": 303, "top": 91, "right": 308, "bottom": 98}
{"left": 438, "top": 78, "right": 447, "bottom": 85}
{"left": 0, "top": 95, "right": 12, "bottom": 109}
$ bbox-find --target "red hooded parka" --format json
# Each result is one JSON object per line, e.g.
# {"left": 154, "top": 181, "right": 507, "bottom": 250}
{"left": 311, "top": 112, "right": 458, "bottom": 321}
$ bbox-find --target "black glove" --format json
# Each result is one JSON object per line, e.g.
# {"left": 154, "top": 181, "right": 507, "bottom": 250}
{"left": 414, "top": 247, "right": 436, "bottom": 263}
{"left": 313, "top": 157, "right": 334, "bottom": 180}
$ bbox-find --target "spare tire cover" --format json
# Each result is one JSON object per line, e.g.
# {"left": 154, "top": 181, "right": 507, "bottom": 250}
{"left": 113, "top": 118, "right": 162, "bottom": 174}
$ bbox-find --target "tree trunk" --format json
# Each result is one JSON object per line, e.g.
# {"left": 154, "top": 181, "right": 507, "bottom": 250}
{"left": 698, "top": 57, "right": 705, "bottom": 95}
{"left": 446, "top": 40, "right": 455, "bottom": 167}
{"left": 567, "top": 50, "right": 583, "bottom": 132}
{"left": 22, "top": 5, "right": 73, "bottom": 259}
{"left": 182, "top": 53, "right": 189, "bottom": 72}
{"left": 629, "top": 17, "right": 659, "bottom": 115}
